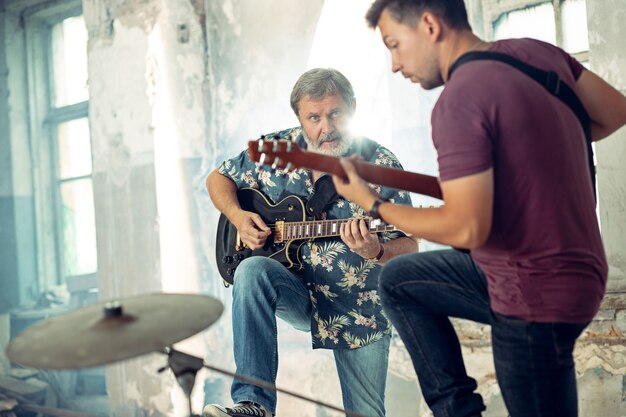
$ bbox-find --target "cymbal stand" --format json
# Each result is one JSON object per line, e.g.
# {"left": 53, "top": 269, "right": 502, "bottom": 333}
{"left": 160, "top": 349, "right": 204, "bottom": 417}
{"left": 161, "top": 348, "right": 371, "bottom": 417}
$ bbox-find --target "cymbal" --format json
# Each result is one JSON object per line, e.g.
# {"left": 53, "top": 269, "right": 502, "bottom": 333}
{"left": 6, "top": 293, "right": 223, "bottom": 369}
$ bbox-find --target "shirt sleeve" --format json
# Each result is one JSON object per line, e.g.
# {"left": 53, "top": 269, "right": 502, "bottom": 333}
{"left": 217, "top": 149, "right": 260, "bottom": 189}
{"left": 432, "top": 98, "right": 493, "bottom": 182}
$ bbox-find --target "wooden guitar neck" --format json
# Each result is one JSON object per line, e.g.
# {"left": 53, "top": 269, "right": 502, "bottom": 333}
{"left": 249, "top": 139, "right": 443, "bottom": 200}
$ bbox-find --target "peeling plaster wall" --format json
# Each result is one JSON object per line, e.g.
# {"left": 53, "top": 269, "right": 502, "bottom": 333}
{"left": 84, "top": 0, "right": 212, "bottom": 415}
{"left": 589, "top": 0, "right": 626, "bottom": 291}
{"left": 203, "top": 0, "right": 324, "bottom": 166}
{"left": 583, "top": 1, "right": 626, "bottom": 413}
{"left": 0, "top": 5, "right": 39, "bottom": 313}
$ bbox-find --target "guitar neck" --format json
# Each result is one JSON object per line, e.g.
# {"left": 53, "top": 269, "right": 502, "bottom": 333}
{"left": 249, "top": 138, "right": 443, "bottom": 199}
{"left": 278, "top": 218, "right": 396, "bottom": 242}
{"left": 306, "top": 154, "right": 442, "bottom": 200}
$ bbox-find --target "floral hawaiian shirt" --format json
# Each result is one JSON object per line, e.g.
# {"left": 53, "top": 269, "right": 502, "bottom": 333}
{"left": 218, "top": 127, "right": 412, "bottom": 350}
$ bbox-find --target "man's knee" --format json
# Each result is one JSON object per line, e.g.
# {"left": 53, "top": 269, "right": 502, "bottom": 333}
{"left": 378, "top": 255, "right": 413, "bottom": 299}
{"left": 233, "top": 257, "right": 274, "bottom": 289}
{"left": 232, "top": 256, "right": 289, "bottom": 292}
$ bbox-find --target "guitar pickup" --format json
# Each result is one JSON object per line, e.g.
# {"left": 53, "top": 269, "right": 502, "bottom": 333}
{"left": 274, "top": 221, "right": 285, "bottom": 243}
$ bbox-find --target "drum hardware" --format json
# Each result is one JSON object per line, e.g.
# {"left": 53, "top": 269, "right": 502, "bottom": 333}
{"left": 5, "top": 293, "right": 372, "bottom": 417}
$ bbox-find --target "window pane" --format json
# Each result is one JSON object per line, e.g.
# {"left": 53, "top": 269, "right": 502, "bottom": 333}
{"left": 60, "top": 179, "right": 97, "bottom": 276}
{"left": 52, "top": 16, "right": 89, "bottom": 107}
{"left": 493, "top": 2, "right": 557, "bottom": 45}
{"left": 562, "top": 0, "right": 589, "bottom": 53}
{"left": 57, "top": 118, "right": 92, "bottom": 179}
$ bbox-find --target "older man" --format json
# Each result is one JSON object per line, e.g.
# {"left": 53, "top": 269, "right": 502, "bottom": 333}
{"left": 204, "top": 68, "right": 417, "bottom": 417}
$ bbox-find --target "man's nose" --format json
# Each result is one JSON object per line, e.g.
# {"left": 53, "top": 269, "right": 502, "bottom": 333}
{"left": 320, "top": 117, "right": 335, "bottom": 135}
{"left": 391, "top": 59, "right": 401, "bottom": 73}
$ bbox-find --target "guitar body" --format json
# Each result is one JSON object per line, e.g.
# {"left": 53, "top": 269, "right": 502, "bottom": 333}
{"left": 215, "top": 188, "right": 308, "bottom": 285}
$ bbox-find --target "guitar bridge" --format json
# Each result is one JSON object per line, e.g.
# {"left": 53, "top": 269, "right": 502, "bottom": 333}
{"left": 274, "top": 221, "right": 285, "bottom": 243}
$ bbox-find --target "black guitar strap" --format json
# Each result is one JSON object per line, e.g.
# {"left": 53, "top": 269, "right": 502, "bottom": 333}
{"left": 448, "top": 51, "right": 596, "bottom": 202}
{"left": 305, "top": 137, "right": 379, "bottom": 218}
{"left": 306, "top": 175, "right": 339, "bottom": 218}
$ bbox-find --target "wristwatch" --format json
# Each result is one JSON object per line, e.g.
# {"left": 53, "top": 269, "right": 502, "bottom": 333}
{"left": 368, "top": 197, "right": 387, "bottom": 220}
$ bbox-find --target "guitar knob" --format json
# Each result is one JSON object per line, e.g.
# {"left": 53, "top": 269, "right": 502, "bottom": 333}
{"left": 234, "top": 254, "right": 244, "bottom": 261}
{"left": 222, "top": 256, "right": 234, "bottom": 264}
{"left": 227, "top": 268, "right": 235, "bottom": 276}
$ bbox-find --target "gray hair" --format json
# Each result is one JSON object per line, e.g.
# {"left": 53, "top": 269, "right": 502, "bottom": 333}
{"left": 290, "top": 68, "right": 355, "bottom": 116}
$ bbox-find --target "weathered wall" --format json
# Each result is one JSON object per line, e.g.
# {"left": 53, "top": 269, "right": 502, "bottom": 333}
{"left": 0, "top": 3, "right": 40, "bottom": 313}
{"left": 83, "top": 0, "right": 212, "bottom": 415}
{"left": 589, "top": 0, "right": 626, "bottom": 293}
{"left": 580, "top": 0, "right": 626, "bottom": 414}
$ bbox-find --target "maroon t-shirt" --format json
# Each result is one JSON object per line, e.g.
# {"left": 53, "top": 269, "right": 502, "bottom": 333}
{"left": 433, "top": 38, "right": 607, "bottom": 323}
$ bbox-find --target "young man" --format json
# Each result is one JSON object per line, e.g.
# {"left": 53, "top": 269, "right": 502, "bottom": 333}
{"left": 204, "top": 68, "right": 417, "bottom": 417}
{"left": 331, "top": 1, "right": 626, "bottom": 416}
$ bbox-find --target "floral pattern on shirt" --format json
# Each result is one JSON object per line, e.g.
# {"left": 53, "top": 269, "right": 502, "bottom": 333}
{"left": 217, "top": 126, "right": 413, "bottom": 350}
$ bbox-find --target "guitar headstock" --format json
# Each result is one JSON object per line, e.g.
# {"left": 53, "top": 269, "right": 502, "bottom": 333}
{"left": 248, "top": 136, "right": 304, "bottom": 171}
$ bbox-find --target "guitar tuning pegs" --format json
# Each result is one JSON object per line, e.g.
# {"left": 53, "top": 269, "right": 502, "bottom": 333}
{"left": 259, "top": 153, "right": 267, "bottom": 165}
{"left": 273, "top": 134, "right": 280, "bottom": 140}
{"left": 285, "top": 162, "right": 293, "bottom": 171}
{"left": 272, "top": 141, "right": 279, "bottom": 152}
{"left": 271, "top": 157, "right": 281, "bottom": 170}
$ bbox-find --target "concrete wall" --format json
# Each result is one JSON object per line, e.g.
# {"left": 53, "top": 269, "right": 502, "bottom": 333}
{"left": 0, "top": 3, "right": 40, "bottom": 314}
{"left": 82, "top": 0, "right": 212, "bottom": 415}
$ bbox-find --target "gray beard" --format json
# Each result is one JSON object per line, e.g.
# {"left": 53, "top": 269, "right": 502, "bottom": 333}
{"left": 301, "top": 129, "right": 352, "bottom": 157}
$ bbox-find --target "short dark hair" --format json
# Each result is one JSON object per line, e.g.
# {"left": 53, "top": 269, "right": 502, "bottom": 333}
{"left": 366, "top": 0, "right": 471, "bottom": 31}
{"left": 290, "top": 68, "right": 355, "bottom": 116}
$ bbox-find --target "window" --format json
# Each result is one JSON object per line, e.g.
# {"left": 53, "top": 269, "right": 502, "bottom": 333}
{"left": 493, "top": 0, "right": 589, "bottom": 63}
{"left": 24, "top": 2, "right": 96, "bottom": 300}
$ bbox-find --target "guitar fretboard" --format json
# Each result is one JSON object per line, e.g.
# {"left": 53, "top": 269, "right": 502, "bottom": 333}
{"left": 279, "top": 218, "right": 396, "bottom": 242}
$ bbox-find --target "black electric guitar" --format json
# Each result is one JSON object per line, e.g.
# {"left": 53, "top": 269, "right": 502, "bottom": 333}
{"left": 216, "top": 188, "right": 398, "bottom": 285}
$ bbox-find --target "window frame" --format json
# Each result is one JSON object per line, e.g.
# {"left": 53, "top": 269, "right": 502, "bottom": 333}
{"left": 484, "top": 0, "right": 589, "bottom": 61}
{"left": 21, "top": 0, "right": 94, "bottom": 292}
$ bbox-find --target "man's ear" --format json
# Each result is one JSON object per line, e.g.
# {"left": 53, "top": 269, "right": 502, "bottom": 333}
{"left": 421, "top": 12, "right": 443, "bottom": 42}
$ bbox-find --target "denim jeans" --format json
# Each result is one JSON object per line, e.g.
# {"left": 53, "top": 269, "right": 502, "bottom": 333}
{"left": 379, "top": 249, "right": 588, "bottom": 417}
{"left": 230, "top": 256, "right": 390, "bottom": 417}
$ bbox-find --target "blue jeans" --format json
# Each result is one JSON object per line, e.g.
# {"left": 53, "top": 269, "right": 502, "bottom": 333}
{"left": 379, "top": 249, "right": 588, "bottom": 417}
{"left": 231, "top": 257, "right": 390, "bottom": 417}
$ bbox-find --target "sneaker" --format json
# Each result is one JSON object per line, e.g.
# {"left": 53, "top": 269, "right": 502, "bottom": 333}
{"left": 203, "top": 402, "right": 271, "bottom": 417}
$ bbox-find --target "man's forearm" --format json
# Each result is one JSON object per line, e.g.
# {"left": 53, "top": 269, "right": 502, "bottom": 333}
{"left": 206, "top": 169, "right": 242, "bottom": 221}
{"left": 377, "top": 236, "right": 418, "bottom": 265}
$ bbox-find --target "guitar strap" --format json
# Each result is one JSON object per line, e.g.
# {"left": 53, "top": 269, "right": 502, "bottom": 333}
{"left": 306, "top": 175, "right": 339, "bottom": 218}
{"left": 305, "top": 138, "right": 379, "bottom": 218}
